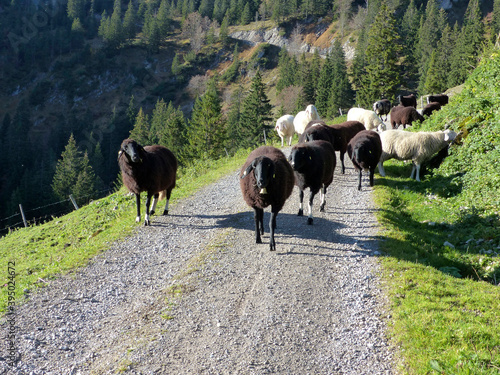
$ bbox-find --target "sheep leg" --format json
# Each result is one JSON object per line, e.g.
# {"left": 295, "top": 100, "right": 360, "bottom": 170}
{"left": 135, "top": 194, "right": 141, "bottom": 223}
{"left": 144, "top": 193, "right": 153, "bottom": 226}
{"left": 254, "top": 208, "right": 264, "bottom": 244}
{"left": 410, "top": 163, "right": 416, "bottom": 180}
{"left": 297, "top": 190, "right": 304, "bottom": 216}
{"left": 378, "top": 162, "right": 386, "bottom": 177}
{"left": 358, "top": 170, "right": 363, "bottom": 191}
{"left": 307, "top": 190, "right": 317, "bottom": 225}
{"left": 369, "top": 166, "right": 375, "bottom": 187}
{"left": 163, "top": 188, "right": 172, "bottom": 215}
{"left": 287, "top": 136, "right": 292, "bottom": 146}
{"left": 269, "top": 208, "right": 278, "bottom": 251}
{"left": 150, "top": 193, "right": 159, "bottom": 215}
{"left": 340, "top": 152, "right": 346, "bottom": 174}
{"left": 319, "top": 185, "right": 326, "bottom": 212}
{"left": 415, "top": 164, "right": 421, "bottom": 182}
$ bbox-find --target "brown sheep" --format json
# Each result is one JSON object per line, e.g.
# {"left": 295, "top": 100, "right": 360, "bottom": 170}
{"left": 118, "top": 138, "right": 177, "bottom": 226}
{"left": 240, "top": 146, "right": 295, "bottom": 251}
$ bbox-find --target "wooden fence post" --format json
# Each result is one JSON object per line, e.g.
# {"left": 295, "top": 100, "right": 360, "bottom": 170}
{"left": 69, "top": 195, "right": 79, "bottom": 210}
{"left": 19, "top": 204, "right": 28, "bottom": 227}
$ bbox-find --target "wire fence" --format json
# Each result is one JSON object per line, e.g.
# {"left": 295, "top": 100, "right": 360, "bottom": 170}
{"left": 0, "top": 188, "right": 115, "bottom": 237}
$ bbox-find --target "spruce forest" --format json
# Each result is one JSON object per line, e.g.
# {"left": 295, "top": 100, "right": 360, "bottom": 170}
{"left": 0, "top": 0, "right": 499, "bottom": 232}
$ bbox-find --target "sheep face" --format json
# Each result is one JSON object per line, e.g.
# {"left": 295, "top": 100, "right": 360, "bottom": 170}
{"left": 120, "top": 139, "right": 144, "bottom": 164}
{"left": 288, "top": 147, "right": 310, "bottom": 173}
{"left": 444, "top": 129, "right": 458, "bottom": 142}
{"left": 241, "top": 156, "right": 275, "bottom": 194}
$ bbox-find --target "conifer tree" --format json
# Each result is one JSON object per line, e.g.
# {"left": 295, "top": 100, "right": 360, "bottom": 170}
{"left": 315, "top": 50, "right": 334, "bottom": 116}
{"left": 416, "top": 0, "right": 442, "bottom": 93}
{"left": 238, "top": 70, "right": 273, "bottom": 148}
{"left": 493, "top": 0, "right": 500, "bottom": 38}
{"left": 123, "top": 1, "right": 137, "bottom": 41}
{"left": 52, "top": 134, "right": 87, "bottom": 200}
{"left": 157, "top": 102, "right": 187, "bottom": 162}
{"left": 276, "top": 48, "right": 298, "bottom": 93}
{"left": 220, "top": 13, "right": 230, "bottom": 45}
{"left": 358, "top": 2, "right": 401, "bottom": 107}
{"left": 157, "top": 0, "right": 170, "bottom": 37}
{"left": 73, "top": 151, "right": 97, "bottom": 203}
{"left": 448, "top": 0, "right": 484, "bottom": 87}
{"left": 108, "top": 0, "right": 124, "bottom": 49}
{"left": 187, "top": 77, "right": 227, "bottom": 160}
{"left": 171, "top": 53, "right": 182, "bottom": 76}
{"left": 67, "top": 0, "right": 84, "bottom": 21}
{"left": 327, "top": 39, "right": 354, "bottom": 117}
{"left": 400, "top": 0, "right": 421, "bottom": 86}
{"left": 241, "top": 2, "right": 252, "bottom": 25}
{"left": 129, "top": 108, "right": 151, "bottom": 145}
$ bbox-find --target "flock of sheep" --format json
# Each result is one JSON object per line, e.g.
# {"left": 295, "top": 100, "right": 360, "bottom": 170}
{"left": 118, "top": 93, "right": 458, "bottom": 251}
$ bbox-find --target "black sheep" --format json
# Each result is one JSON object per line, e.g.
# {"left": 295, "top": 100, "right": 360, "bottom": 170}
{"left": 422, "top": 101, "right": 442, "bottom": 117}
{"left": 240, "top": 146, "right": 295, "bottom": 251}
{"left": 118, "top": 138, "right": 177, "bottom": 226}
{"left": 397, "top": 94, "right": 417, "bottom": 108}
{"left": 347, "top": 130, "right": 382, "bottom": 191}
{"left": 390, "top": 106, "right": 424, "bottom": 129}
{"left": 427, "top": 94, "right": 449, "bottom": 106}
{"left": 300, "top": 120, "right": 365, "bottom": 174}
{"left": 288, "top": 140, "right": 336, "bottom": 225}
{"left": 373, "top": 99, "right": 392, "bottom": 121}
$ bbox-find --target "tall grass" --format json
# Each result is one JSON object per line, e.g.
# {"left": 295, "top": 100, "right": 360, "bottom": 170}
{"left": 376, "top": 47, "right": 500, "bottom": 373}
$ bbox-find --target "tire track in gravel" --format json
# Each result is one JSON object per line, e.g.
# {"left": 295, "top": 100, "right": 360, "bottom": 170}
{"left": 1, "top": 154, "right": 396, "bottom": 375}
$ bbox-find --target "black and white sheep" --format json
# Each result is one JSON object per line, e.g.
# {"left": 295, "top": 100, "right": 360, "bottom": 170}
{"left": 347, "top": 130, "right": 382, "bottom": 191}
{"left": 427, "top": 94, "right": 449, "bottom": 106}
{"left": 378, "top": 129, "right": 458, "bottom": 182}
{"left": 293, "top": 104, "right": 321, "bottom": 135}
{"left": 240, "top": 146, "right": 295, "bottom": 251}
{"left": 373, "top": 99, "right": 392, "bottom": 121}
{"left": 300, "top": 120, "right": 365, "bottom": 174}
{"left": 397, "top": 94, "right": 417, "bottom": 108}
{"left": 288, "top": 140, "right": 336, "bottom": 225}
{"left": 118, "top": 138, "right": 178, "bottom": 226}
{"left": 390, "top": 105, "right": 424, "bottom": 129}
{"left": 422, "top": 101, "right": 442, "bottom": 117}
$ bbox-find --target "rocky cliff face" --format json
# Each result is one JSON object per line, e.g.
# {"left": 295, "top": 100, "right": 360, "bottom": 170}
{"left": 230, "top": 26, "right": 356, "bottom": 61}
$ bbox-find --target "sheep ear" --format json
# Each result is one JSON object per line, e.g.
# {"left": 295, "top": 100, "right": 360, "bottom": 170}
{"left": 241, "top": 164, "right": 255, "bottom": 179}
{"left": 117, "top": 150, "right": 123, "bottom": 161}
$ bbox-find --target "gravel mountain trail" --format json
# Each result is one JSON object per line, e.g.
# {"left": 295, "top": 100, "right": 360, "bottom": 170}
{"left": 2, "top": 155, "right": 396, "bottom": 375}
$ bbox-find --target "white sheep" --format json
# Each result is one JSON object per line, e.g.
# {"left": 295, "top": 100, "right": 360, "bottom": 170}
{"left": 275, "top": 115, "right": 295, "bottom": 147}
{"left": 347, "top": 107, "right": 387, "bottom": 132}
{"left": 378, "top": 129, "right": 458, "bottom": 182}
{"left": 293, "top": 104, "right": 320, "bottom": 135}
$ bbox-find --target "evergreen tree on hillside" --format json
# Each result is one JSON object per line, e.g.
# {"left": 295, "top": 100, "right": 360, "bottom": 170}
{"left": 52, "top": 134, "right": 97, "bottom": 202}
{"left": 351, "top": 28, "right": 367, "bottom": 102}
{"left": 73, "top": 151, "right": 97, "bottom": 203}
{"left": 315, "top": 50, "right": 334, "bottom": 116}
{"left": 123, "top": 1, "right": 137, "bottom": 40}
{"left": 108, "top": 0, "right": 124, "bottom": 48}
{"left": 220, "top": 13, "right": 230, "bottom": 45}
{"left": 144, "top": 10, "right": 161, "bottom": 53}
{"left": 493, "top": 0, "right": 500, "bottom": 38}
{"left": 428, "top": 23, "right": 455, "bottom": 94}
{"left": 327, "top": 39, "right": 354, "bottom": 117}
{"left": 416, "top": 0, "right": 442, "bottom": 93}
{"left": 358, "top": 2, "right": 401, "bottom": 107}
{"left": 400, "top": 0, "right": 421, "bottom": 86}
{"left": 187, "top": 77, "right": 227, "bottom": 160}
{"left": 238, "top": 71, "right": 273, "bottom": 148}
{"left": 67, "top": 0, "right": 85, "bottom": 21}
{"left": 276, "top": 49, "right": 298, "bottom": 93}
{"left": 157, "top": 102, "right": 187, "bottom": 163}
{"left": 157, "top": 0, "right": 171, "bottom": 37}
{"left": 448, "top": 0, "right": 484, "bottom": 87}
{"left": 129, "top": 108, "right": 151, "bottom": 145}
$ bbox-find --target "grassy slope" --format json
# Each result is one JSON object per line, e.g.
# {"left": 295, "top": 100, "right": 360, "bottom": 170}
{"left": 0, "top": 149, "right": 250, "bottom": 313}
{"left": 375, "top": 48, "right": 500, "bottom": 374}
